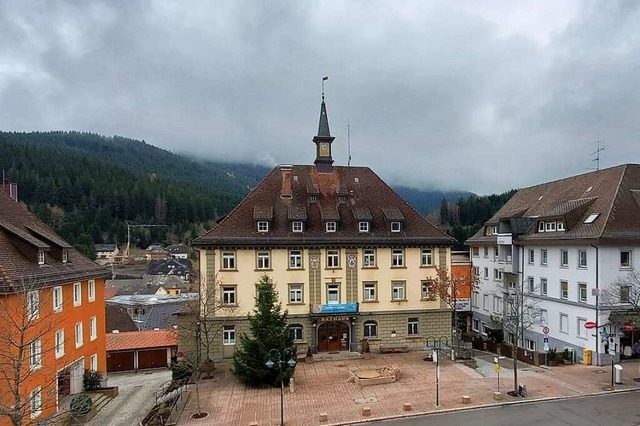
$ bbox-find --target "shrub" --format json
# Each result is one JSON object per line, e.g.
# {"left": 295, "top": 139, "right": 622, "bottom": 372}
{"left": 70, "top": 394, "right": 93, "bottom": 416}
{"left": 83, "top": 369, "right": 103, "bottom": 391}
{"left": 171, "top": 360, "right": 193, "bottom": 381}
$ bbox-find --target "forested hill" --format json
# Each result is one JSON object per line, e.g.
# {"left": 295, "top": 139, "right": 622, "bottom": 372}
{"left": 0, "top": 131, "right": 270, "bottom": 256}
{"left": 0, "top": 131, "right": 512, "bottom": 257}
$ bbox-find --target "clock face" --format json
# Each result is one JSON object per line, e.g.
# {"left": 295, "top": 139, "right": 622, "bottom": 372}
{"left": 319, "top": 142, "right": 330, "bottom": 157}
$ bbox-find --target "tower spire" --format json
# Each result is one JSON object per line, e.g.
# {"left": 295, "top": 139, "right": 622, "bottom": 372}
{"left": 313, "top": 76, "right": 335, "bottom": 173}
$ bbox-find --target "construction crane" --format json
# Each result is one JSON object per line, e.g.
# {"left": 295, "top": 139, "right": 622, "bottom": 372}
{"left": 124, "top": 221, "right": 167, "bottom": 261}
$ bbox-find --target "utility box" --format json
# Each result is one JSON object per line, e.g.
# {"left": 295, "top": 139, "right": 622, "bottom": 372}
{"left": 583, "top": 349, "right": 592, "bottom": 365}
{"left": 615, "top": 364, "right": 623, "bottom": 384}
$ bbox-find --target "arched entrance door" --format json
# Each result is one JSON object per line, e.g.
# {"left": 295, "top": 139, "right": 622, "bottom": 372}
{"left": 317, "top": 322, "right": 350, "bottom": 352}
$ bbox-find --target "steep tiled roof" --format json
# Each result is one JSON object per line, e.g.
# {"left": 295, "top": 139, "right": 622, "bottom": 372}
{"left": 0, "top": 190, "right": 109, "bottom": 293}
{"left": 194, "top": 165, "right": 455, "bottom": 248}
{"left": 105, "top": 304, "right": 138, "bottom": 333}
{"left": 468, "top": 164, "right": 640, "bottom": 243}
{"left": 106, "top": 329, "right": 177, "bottom": 351}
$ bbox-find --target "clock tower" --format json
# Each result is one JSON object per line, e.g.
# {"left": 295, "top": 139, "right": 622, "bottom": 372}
{"left": 313, "top": 93, "right": 335, "bottom": 173}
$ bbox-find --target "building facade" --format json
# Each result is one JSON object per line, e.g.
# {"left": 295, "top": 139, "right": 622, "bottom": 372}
{"left": 468, "top": 164, "right": 640, "bottom": 365}
{"left": 0, "top": 188, "right": 109, "bottom": 425}
{"left": 191, "top": 95, "right": 456, "bottom": 361}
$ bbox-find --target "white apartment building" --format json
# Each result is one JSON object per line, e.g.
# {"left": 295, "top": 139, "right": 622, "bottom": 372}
{"left": 468, "top": 164, "right": 640, "bottom": 365}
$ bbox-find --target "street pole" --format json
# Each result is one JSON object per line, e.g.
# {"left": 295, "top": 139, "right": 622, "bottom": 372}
{"left": 266, "top": 348, "right": 296, "bottom": 426}
{"left": 611, "top": 354, "right": 615, "bottom": 390}
{"left": 435, "top": 347, "right": 439, "bottom": 406}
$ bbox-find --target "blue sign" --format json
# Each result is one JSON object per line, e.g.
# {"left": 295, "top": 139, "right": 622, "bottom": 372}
{"left": 317, "top": 303, "right": 359, "bottom": 314}
{"left": 543, "top": 336, "right": 549, "bottom": 343}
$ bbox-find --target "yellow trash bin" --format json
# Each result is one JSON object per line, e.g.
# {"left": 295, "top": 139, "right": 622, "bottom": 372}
{"left": 583, "top": 348, "right": 592, "bottom": 365}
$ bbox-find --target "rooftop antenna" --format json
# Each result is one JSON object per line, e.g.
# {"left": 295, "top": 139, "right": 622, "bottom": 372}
{"left": 590, "top": 140, "right": 605, "bottom": 171}
{"left": 347, "top": 124, "right": 352, "bottom": 166}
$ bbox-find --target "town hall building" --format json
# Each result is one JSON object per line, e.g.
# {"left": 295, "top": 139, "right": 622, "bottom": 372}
{"left": 191, "top": 94, "right": 456, "bottom": 360}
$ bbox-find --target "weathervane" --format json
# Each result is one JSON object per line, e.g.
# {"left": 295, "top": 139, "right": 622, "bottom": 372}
{"left": 322, "top": 76, "right": 328, "bottom": 101}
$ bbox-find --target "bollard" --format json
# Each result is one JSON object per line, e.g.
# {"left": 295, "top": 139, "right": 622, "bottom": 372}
{"left": 319, "top": 412, "right": 328, "bottom": 423}
{"left": 249, "top": 422, "right": 258, "bottom": 426}
{"left": 493, "top": 391, "right": 503, "bottom": 401}
{"left": 461, "top": 395, "right": 471, "bottom": 404}
{"left": 361, "top": 407, "right": 371, "bottom": 416}
{"left": 403, "top": 403, "right": 412, "bottom": 411}
{"left": 289, "top": 378, "right": 295, "bottom": 393}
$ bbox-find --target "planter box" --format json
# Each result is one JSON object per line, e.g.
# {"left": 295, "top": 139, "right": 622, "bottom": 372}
{"left": 94, "top": 387, "right": 119, "bottom": 398}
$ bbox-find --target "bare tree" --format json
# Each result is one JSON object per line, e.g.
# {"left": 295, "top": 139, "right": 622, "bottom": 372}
{"left": 601, "top": 271, "right": 640, "bottom": 315}
{"left": 176, "top": 273, "right": 238, "bottom": 417}
{"left": 432, "top": 266, "right": 479, "bottom": 351}
{"left": 0, "top": 278, "right": 65, "bottom": 426}
{"left": 492, "top": 281, "right": 542, "bottom": 394}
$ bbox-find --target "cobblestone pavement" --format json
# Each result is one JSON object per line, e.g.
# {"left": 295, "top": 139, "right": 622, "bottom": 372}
{"left": 177, "top": 352, "right": 640, "bottom": 426}
{"left": 86, "top": 369, "right": 172, "bottom": 426}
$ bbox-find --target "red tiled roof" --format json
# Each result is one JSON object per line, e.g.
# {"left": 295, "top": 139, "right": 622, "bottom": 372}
{"left": 0, "top": 190, "right": 109, "bottom": 293}
{"left": 194, "top": 165, "right": 455, "bottom": 248}
{"left": 106, "top": 329, "right": 177, "bottom": 351}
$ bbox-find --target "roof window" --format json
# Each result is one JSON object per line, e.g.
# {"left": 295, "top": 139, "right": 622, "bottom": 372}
{"left": 584, "top": 213, "right": 600, "bottom": 224}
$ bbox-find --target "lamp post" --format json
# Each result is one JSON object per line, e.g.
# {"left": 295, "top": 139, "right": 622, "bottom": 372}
{"left": 424, "top": 336, "right": 449, "bottom": 406}
{"left": 265, "top": 348, "right": 296, "bottom": 426}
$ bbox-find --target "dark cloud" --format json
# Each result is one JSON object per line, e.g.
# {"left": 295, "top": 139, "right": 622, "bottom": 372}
{"left": 1, "top": 0, "right": 639, "bottom": 194}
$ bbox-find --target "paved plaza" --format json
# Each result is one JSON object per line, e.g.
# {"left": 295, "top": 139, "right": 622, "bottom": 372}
{"left": 178, "top": 352, "right": 640, "bottom": 426}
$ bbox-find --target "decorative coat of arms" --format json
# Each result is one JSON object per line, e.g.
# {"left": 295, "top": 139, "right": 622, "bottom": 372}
{"left": 347, "top": 254, "right": 357, "bottom": 269}
{"left": 310, "top": 255, "right": 320, "bottom": 270}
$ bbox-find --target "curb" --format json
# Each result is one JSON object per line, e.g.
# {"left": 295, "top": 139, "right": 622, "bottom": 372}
{"left": 325, "top": 387, "right": 640, "bottom": 426}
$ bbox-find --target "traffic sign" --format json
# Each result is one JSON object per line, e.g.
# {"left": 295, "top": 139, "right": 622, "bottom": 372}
{"left": 543, "top": 326, "right": 550, "bottom": 335}
{"left": 543, "top": 336, "right": 549, "bottom": 343}
{"left": 584, "top": 321, "right": 597, "bottom": 329}
{"left": 495, "top": 364, "right": 501, "bottom": 373}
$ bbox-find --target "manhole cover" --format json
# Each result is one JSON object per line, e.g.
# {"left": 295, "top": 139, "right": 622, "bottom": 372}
{"left": 355, "top": 397, "right": 378, "bottom": 404}
{"left": 595, "top": 369, "right": 606, "bottom": 374}
{"left": 191, "top": 412, "right": 209, "bottom": 419}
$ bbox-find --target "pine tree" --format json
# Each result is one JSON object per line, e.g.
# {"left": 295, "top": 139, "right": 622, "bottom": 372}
{"left": 231, "top": 275, "right": 296, "bottom": 387}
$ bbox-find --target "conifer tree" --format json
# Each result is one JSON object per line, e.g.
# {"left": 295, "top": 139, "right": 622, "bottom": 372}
{"left": 231, "top": 275, "right": 295, "bottom": 387}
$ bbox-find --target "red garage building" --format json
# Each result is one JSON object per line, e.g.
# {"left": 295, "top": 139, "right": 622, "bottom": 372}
{"left": 106, "top": 329, "right": 177, "bottom": 373}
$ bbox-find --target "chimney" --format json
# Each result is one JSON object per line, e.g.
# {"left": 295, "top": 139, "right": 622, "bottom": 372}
{"left": 280, "top": 165, "right": 293, "bottom": 199}
{"left": 0, "top": 181, "right": 18, "bottom": 202}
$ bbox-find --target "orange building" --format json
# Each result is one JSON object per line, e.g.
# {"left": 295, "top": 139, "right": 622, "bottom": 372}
{"left": 451, "top": 251, "right": 474, "bottom": 332}
{"left": 0, "top": 187, "right": 109, "bottom": 425}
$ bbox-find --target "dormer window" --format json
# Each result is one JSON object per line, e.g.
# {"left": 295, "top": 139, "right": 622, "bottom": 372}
{"left": 62, "top": 250, "right": 68, "bottom": 263}
{"left": 326, "top": 221, "right": 337, "bottom": 233}
{"left": 292, "top": 221, "right": 303, "bottom": 233}
{"left": 257, "top": 221, "right": 269, "bottom": 233}
{"left": 545, "top": 221, "right": 556, "bottom": 232}
{"left": 359, "top": 222, "right": 370, "bottom": 233}
{"left": 557, "top": 221, "right": 565, "bottom": 231}
{"left": 538, "top": 221, "right": 545, "bottom": 232}
{"left": 492, "top": 225, "right": 499, "bottom": 234}
{"left": 37, "top": 250, "right": 45, "bottom": 265}
{"left": 391, "top": 222, "right": 401, "bottom": 233}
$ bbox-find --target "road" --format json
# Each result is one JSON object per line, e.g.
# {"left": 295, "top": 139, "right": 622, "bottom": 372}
{"left": 376, "top": 391, "right": 640, "bottom": 426}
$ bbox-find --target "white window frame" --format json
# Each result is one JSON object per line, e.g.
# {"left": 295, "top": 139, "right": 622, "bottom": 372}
{"left": 37, "top": 250, "right": 45, "bottom": 265}
{"left": 579, "top": 283, "right": 587, "bottom": 302}
{"left": 560, "top": 313, "right": 569, "bottom": 334}
{"left": 407, "top": 317, "right": 419, "bottom": 336}
{"left": 541, "top": 278, "right": 548, "bottom": 295}
{"left": 560, "top": 280, "right": 568, "bottom": 299}
{"left": 90, "top": 354, "right": 98, "bottom": 372}
{"left": 257, "top": 221, "right": 269, "bottom": 232}
{"left": 421, "top": 248, "right": 433, "bottom": 266}
{"left": 421, "top": 280, "right": 433, "bottom": 300}
{"left": 541, "top": 249, "right": 548, "bottom": 265}
{"left": 88, "top": 280, "right": 96, "bottom": 302}
{"left": 256, "top": 251, "right": 270, "bottom": 270}
{"left": 545, "top": 221, "right": 556, "bottom": 232}
{"left": 472, "top": 291, "right": 479, "bottom": 308}
{"left": 483, "top": 294, "right": 489, "bottom": 311}
{"left": 528, "top": 249, "right": 534, "bottom": 264}
{"left": 493, "top": 296, "right": 503, "bottom": 314}
{"left": 391, "top": 249, "right": 404, "bottom": 267}
{"left": 525, "top": 339, "right": 536, "bottom": 351}
{"left": 75, "top": 321, "right": 84, "bottom": 348}
{"left": 472, "top": 318, "right": 480, "bottom": 332}
{"left": 326, "top": 221, "right": 337, "bottom": 233}
{"left": 27, "top": 290, "right": 39, "bottom": 321}
{"left": 527, "top": 276, "right": 535, "bottom": 293}
{"left": 578, "top": 250, "right": 587, "bottom": 268}
{"left": 222, "top": 286, "right": 237, "bottom": 305}
{"left": 483, "top": 267, "right": 489, "bottom": 279}
{"left": 358, "top": 221, "right": 369, "bottom": 233}
{"left": 73, "top": 282, "right": 82, "bottom": 307}
{"left": 363, "top": 320, "right": 378, "bottom": 338}
{"left": 90, "top": 316, "right": 97, "bottom": 341}
{"left": 327, "top": 284, "right": 340, "bottom": 304}
{"left": 390, "top": 221, "right": 401, "bottom": 232}
{"left": 363, "top": 249, "right": 376, "bottom": 268}
{"left": 557, "top": 221, "right": 565, "bottom": 231}
{"left": 289, "top": 250, "right": 303, "bottom": 269}
{"left": 292, "top": 221, "right": 303, "bottom": 232}
{"left": 29, "top": 338, "right": 42, "bottom": 370}
{"left": 221, "top": 251, "right": 236, "bottom": 270}
{"left": 55, "top": 329, "right": 65, "bottom": 359}
{"left": 53, "top": 286, "right": 63, "bottom": 312}
{"left": 290, "top": 325, "right": 304, "bottom": 341}
{"left": 363, "top": 282, "right": 377, "bottom": 302}
{"left": 223, "top": 326, "right": 236, "bottom": 345}
{"left": 62, "top": 249, "right": 68, "bottom": 263}
{"left": 621, "top": 285, "right": 631, "bottom": 303}
{"left": 621, "top": 250, "right": 632, "bottom": 269}
{"left": 327, "top": 250, "right": 340, "bottom": 268}
{"left": 538, "top": 221, "right": 545, "bottom": 232}
{"left": 577, "top": 317, "right": 587, "bottom": 338}
{"left": 560, "top": 250, "right": 569, "bottom": 267}
{"left": 392, "top": 281, "right": 406, "bottom": 301}
{"left": 540, "top": 309, "right": 548, "bottom": 324}
{"left": 288, "top": 284, "right": 303, "bottom": 304}
{"left": 30, "top": 387, "right": 42, "bottom": 419}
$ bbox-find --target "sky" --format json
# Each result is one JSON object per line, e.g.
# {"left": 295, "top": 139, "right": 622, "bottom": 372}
{"left": 1, "top": 1, "right": 640, "bottom": 195}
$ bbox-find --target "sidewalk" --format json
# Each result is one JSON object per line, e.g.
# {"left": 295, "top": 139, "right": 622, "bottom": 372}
{"left": 178, "top": 352, "right": 640, "bottom": 426}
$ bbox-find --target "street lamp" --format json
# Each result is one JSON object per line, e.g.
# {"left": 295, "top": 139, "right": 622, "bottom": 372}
{"left": 265, "top": 348, "right": 296, "bottom": 426}
{"left": 424, "top": 336, "right": 449, "bottom": 407}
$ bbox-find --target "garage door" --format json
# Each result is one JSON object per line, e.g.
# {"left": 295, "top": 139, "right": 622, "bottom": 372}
{"left": 138, "top": 348, "right": 168, "bottom": 370}
{"left": 107, "top": 351, "right": 134, "bottom": 372}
